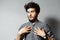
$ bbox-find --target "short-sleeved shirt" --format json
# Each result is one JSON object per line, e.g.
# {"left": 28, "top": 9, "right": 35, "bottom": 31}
{"left": 19, "top": 20, "right": 54, "bottom": 40}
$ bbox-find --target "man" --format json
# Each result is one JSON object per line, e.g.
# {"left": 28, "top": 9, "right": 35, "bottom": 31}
{"left": 16, "top": 2, "right": 54, "bottom": 40}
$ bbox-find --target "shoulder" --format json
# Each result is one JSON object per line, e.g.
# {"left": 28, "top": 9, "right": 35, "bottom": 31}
{"left": 37, "top": 21, "right": 46, "bottom": 27}
{"left": 21, "top": 22, "right": 29, "bottom": 27}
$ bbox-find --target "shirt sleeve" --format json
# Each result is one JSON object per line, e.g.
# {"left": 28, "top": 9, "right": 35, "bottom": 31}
{"left": 18, "top": 25, "right": 24, "bottom": 31}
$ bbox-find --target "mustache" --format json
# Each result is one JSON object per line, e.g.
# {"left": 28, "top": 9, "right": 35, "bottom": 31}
{"left": 28, "top": 17, "right": 37, "bottom": 23}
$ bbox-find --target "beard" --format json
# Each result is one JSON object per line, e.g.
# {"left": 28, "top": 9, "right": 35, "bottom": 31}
{"left": 28, "top": 15, "right": 37, "bottom": 23}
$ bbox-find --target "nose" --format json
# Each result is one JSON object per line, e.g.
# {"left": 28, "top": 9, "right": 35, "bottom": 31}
{"left": 28, "top": 12, "right": 32, "bottom": 16}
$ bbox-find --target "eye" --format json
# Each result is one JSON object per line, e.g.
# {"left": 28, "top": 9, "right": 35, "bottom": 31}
{"left": 31, "top": 10, "right": 35, "bottom": 13}
{"left": 31, "top": 11, "right": 34, "bottom": 12}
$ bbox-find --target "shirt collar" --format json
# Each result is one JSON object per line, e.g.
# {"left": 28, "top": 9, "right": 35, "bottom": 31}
{"left": 29, "top": 20, "right": 39, "bottom": 26}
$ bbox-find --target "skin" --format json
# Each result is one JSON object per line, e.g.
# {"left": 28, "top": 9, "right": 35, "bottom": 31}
{"left": 16, "top": 8, "right": 54, "bottom": 40}
{"left": 27, "top": 8, "right": 46, "bottom": 38}
{"left": 27, "top": 8, "right": 37, "bottom": 21}
{"left": 34, "top": 27, "right": 46, "bottom": 38}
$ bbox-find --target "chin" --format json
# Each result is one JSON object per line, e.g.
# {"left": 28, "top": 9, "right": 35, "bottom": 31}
{"left": 29, "top": 19, "right": 35, "bottom": 23}
{"left": 29, "top": 19, "right": 34, "bottom": 21}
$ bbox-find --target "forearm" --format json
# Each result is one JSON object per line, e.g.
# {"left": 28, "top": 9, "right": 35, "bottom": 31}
{"left": 41, "top": 33, "right": 54, "bottom": 40}
{"left": 16, "top": 33, "right": 21, "bottom": 40}
{"left": 40, "top": 32, "right": 54, "bottom": 40}
{"left": 47, "top": 36, "right": 54, "bottom": 40}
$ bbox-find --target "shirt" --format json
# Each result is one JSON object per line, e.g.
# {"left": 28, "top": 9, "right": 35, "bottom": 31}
{"left": 18, "top": 20, "right": 54, "bottom": 40}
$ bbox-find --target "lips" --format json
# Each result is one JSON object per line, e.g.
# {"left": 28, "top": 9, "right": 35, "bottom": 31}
{"left": 30, "top": 16, "right": 32, "bottom": 18}
{"left": 29, "top": 16, "right": 33, "bottom": 18}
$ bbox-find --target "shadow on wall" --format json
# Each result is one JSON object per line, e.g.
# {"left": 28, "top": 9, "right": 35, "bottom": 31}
{"left": 45, "top": 17, "right": 60, "bottom": 40}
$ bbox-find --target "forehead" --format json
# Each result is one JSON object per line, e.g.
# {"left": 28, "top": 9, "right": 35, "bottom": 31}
{"left": 27, "top": 8, "right": 35, "bottom": 12}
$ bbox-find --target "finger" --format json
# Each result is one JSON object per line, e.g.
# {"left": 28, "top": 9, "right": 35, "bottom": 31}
{"left": 25, "top": 26, "right": 31, "bottom": 29}
{"left": 27, "top": 28, "right": 31, "bottom": 31}
{"left": 34, "top": 32, "right": 38, "bottom": 35}
{"left": 42, "top": 29, "right": 45, "bottom": 32}
{"left": 37, "top": 27, "right": 43, "bottom": 31}
{"left": 26, "top": 30, "right": 30, "bottom": 33}
{"left": 24, "top": 26, "right": 28, "bottom": 28}
{"left": 27, "top": 27, "right": 31, "bottom": 31}
{"left": 34, "top": 30, "right": 37, "bottom": 33}
{"left": 25, "top": 26, "right": 31, "bottom": 28}
{"left": 34, "top": 30, "right": 37, "bottom": 34}
{"left": 34, "top": 28, "right": 38, "bottom": 31}
{"left": 42, "top": 29, "right": 44, "bottom": 30}
{"left": 34, "top": 31, "right": 37, "bottom": 35}
{"left": 36, "top": 27, "right": 40, "bottom": 30}
{"left": 27, "top": 27, "right": 31, "bottom": 30}
{"left": 27, "top": 27, "right": 31, "bottom": 29}
{"left": 34, "top": 32, "right": 36, "bottom": 35}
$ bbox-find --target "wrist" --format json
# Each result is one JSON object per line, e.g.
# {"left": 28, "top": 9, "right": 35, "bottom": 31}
{"left": 17, "top": 32, "right": 22, "bottom": 36}
{"left": 43, "top": 35, "right": 46, "bottom": 39}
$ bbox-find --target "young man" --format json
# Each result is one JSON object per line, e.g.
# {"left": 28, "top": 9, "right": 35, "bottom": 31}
{"left": 16, "top": 2, "right": 54, "bottom": 40}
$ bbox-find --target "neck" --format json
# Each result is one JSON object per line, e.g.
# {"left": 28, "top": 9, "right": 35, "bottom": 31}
{"left": 32, "top": 19, "right": 38, "bottom": 24}
{"left": 29, "top": 18, "right": 38, "bottom": 24}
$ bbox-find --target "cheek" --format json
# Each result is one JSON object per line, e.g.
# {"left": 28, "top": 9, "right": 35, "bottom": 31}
{"left": 32, "top": 13, "right": 36, "bottom": 17}
{"left": 27, "top": 12, "right": 36, "bottom": 18}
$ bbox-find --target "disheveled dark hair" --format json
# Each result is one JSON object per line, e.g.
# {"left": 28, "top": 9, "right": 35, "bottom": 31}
{"left": 24, "top": 2, "right": 40, "bottom": 14}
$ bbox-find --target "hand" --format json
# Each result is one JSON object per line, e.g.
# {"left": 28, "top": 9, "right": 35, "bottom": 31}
{"left": 34, "top": 27, "right": 46, "bottom": 38}
{"left": 18, "top": 26, "right": 31, "bottom": 35}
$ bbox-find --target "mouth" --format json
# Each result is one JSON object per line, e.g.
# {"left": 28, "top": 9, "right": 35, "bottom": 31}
{"left": 29, "top": 16, "right": 33, "bottom": 18}
{"left": 29, "top": 17, "right": 33, "bottom": 18}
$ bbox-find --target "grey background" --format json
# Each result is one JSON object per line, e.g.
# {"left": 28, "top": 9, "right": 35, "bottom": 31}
{"left": 0, "top": 0, "right": 60, "bottom": 40}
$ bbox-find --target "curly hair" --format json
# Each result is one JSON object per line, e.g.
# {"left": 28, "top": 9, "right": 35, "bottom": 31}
{"left": 24, "top": 2, "right": 40, "bottom": 14}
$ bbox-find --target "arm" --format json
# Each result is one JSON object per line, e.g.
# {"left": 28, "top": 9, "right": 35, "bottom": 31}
{"left": 16, "top": 33, "right": 21, "bottom": 40}
{"left": 15, "top": 26, "right": 31, "bottom": 40}
{"left": 42, "top": 31, "right": 54, "bottom": 40}
{"left": 47, "top": 36, "right": 54, "bottom": 40}
{"left": 44, "top": 26, "right": 55, "bottom": 40}
{"left": 34, "top": 24, "right": 55, "bottom": 40}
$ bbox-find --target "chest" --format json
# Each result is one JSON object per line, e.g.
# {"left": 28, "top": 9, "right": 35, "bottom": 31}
{"left": 24, "top": 23, "right": 44, "bottom": 40}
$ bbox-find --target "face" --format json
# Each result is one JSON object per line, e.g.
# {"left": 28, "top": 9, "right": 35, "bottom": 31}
{"left": 26, "top": 8, "right": 38, "bottom": 22}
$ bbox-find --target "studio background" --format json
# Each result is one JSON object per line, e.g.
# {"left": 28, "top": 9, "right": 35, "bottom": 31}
{"left": 0, "top": 0, "right": 60, "bottom": 40}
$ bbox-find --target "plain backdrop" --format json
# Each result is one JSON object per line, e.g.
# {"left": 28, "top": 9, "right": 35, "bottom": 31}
{"left": 0, "top": 0, "right": 60, "bottom": 40}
